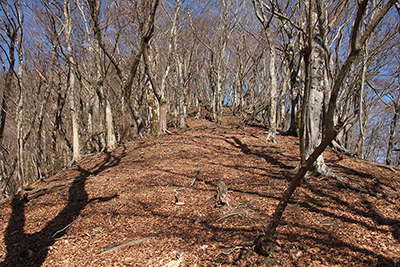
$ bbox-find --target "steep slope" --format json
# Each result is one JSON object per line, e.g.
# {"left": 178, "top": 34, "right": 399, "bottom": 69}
{"left": 0, "top": 117, "right": 399, "bottom": 266}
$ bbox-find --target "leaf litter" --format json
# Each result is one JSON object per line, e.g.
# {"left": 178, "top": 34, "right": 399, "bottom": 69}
{"left": 0, "top": 115, "right": 399, "bottom": 266}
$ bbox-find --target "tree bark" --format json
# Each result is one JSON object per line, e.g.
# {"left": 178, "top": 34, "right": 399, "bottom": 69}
{"left": 88, "top": 0, "right": 117, "bottom": 150}
{"left": 265, "top": 27, "right": 277, "bottom": 142}
{"left": 386, "top": 101, "right": 400, "bottom": 165}
{"left": 304, "top": 0, "right": 328, "bottom": 174}
{"left": 0, "top": 2, "right": 18, "bottom": 145}
{"left": 255, "top": 0, "right": 397, "bottom": 256}
{"left": 64, "top": 0, "right": 80, "bottom": 162}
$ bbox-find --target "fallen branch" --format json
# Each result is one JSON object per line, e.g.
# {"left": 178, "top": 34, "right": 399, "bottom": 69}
{"left": 214, "top": 246, "right": 247, "bottom": 258}
{"left": 99, "top": 235, "right": 156, "bottom": 254}
{"left": 188, "top": 166, "right": 199, "bottom": 188}
{"left": 172, "top": 166, "right": 200, "bottom": 205}
{"left": 354, "top": 159, "right": 397, "bottom": 172}
{"left": 172, "top": 188, "right": 186, "bottom": 205}
{"left": 379, "top": 184, "right": 400, "bottom": 198}
{"left": 216, "top": 212, "right": 243, "bottom": 222}
{"left": 54, "top": 235, "right": 83, "bottom": 241}
{"left": 52, "top": 222, "right": 73, "bottom": 238}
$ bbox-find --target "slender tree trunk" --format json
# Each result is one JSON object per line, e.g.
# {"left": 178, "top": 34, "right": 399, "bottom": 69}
{"left": 255, "top": 0, "right": 396, "bottom": 256}
{"left": 64, "top": 0, "right": 80, "bottom": 162}
{"left": 147, "top": 82, "right": 159, "bottom": 136}
{"left": 178, "top": 60, "right": 187, "bottom": 129}
{"left": 356, "top": 44, "right": 370, "bottom": 159}
{"left": 304, "top": 0, "right": 328, "bottom": 174}
{"left": 159, "top": 65, "right": 170, "bottom": 133}
{"left": 16, "top": 77, "right": 24, "bottom": 187}
{"left": 88, "top": 0, "right": 116, "bottom": 150}
{"left": 265, "top": 27, "right": 277, "bottom": 142}
{"left": 16, "top": 9, "right": 24, "bottom": 187}
{"left": 289, "top": 93, "right": 300, "bottom": 137}
{"left": 386, "top": 103, "right": 400, "bottom": 165}
{"left": 104, "top": 96, "right": 116, "bottom": 150}
{"left": 0, "top": 17, "right": 16, "bottom": 144}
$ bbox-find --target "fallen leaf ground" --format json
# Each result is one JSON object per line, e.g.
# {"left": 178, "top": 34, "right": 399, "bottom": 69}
{"left": 0, "top": 112, "right": 399, "bottom": 266}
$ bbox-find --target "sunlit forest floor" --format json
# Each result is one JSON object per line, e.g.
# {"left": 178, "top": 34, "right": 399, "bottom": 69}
{"left": 1, "top": 111, "right": 399, "bottom": 266}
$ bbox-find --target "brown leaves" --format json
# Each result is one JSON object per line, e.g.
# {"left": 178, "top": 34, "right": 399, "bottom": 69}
{"left": 0, "top": 116, "right": 399, "bottom": 266}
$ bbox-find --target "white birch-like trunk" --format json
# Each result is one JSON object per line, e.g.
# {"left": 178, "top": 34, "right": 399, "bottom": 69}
{"left": 159, "top": 65, "right": 169, "bottom": 133}
{"left": 16, "top": 1, "right": 24, "bottom": 188}
{"left": 386, "top": 102, "right": 399, "bottom": 165}
{"left": 88, "top": 0, "right": 116, "bottom": 150}
{"left": 356, "top": 34, "right": 371, "bottom": 159}
{"left": 16, "top": 55, "right": 24, "bottom": 188}
{"left": 266, "top": 27, "right": 277, "bottom": 142}
{"left": 64, "top": 0, "right": 80, "bottom": 162}
{"left": 105, "top": 97, "right": 116, "bottom": 150}
{"left": 177, "top": 56, "right": 187, "bottom": 129}
{"left": 305, "top": 0, "right": 326, "bottom": 173}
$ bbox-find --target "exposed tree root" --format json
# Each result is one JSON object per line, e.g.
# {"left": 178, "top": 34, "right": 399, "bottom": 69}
{"left": 265, "top": 131, "right": 277, "bottom": 143}
{"left": 99, "top": 235, "right": 156, "bottom": 254}
{"left": 311, "top": 161, "right": 344, "bottom": 183}
{"left": 254, "top": 235, "right": 281, "bottom": 257}
{"left": 330, "top": 139, "right": 352, "bottom": 155}
{"left": 216, "top": 209, "right": 250, "bottom": 222}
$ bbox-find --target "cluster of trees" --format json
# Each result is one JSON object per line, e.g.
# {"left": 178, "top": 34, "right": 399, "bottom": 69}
{"left": 0, "top": 0, "right": 398, "bottom": 206}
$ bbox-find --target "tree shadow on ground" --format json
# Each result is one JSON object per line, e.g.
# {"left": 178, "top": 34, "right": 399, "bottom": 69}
{"left": 1, "top": 151, "right": 124, "bottom": 267}
{"left": 282, "top": 223, "right": 400, "bottom": 266}
{"left": 307, "top": 186, "right": 400, "bottom": 234}
{"left": 227, "top": 136, "right": 294, "bottom": 170}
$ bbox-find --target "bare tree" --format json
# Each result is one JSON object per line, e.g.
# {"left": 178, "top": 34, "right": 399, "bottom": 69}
{"left": 62, "top": 0, "right": 80, "bottom": 162}
{"left": 252, "top": 0, "right": 278, "bottom": 142}
{"left": 93, "top": 0, "right": 159, "bottom": 141}
{"left": 0, "top": 1, "right": 21, "bottom": 145}
{"left": 86, "top": 0, "right": 117, "bottom": 151}
{"left": 0, "top": 0, "right": 22, "bottom": 195}
{"left": 254, "top": 0, "right": 397, "bottom": 256}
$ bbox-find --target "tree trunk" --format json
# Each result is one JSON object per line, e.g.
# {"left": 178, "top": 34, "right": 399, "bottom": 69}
{"left": 255, "top": 0, "right": 396, "bottom": 256}
{"left": 159, "top": 66, "right": 169, "bottom": 134}
{"left": 147, "top": 82, "right": 160, "bottom": 136}
{"left": 356, "top": 48, "right": 368, "bottom": 159}
{"left": 304, "top": 0, "right": 328, "bottom": 175}
{"left": 64, "top": 0, "right": 80, "bottom": 162}
{"left": 0, "top": 2, "right": 17, "bottom": 145}
{"left": 265, "top": 27, "right": 277, "bottom": 142}
{"left": 104, "top": 97, "right": 116, "bottom": 150}
{"left": 16, "top": 6, "right": 24, "bottom": 187}
{"left": 88, "top": 0, "right": 117, "bottom": 150}
{"left": 256, "top": 126, "right": 337, "bottom": 255}
{"left": 386, "top": 103, "right": 400, "bottom": 165}
{"left": 288, "top": 93, "right": 300, "bottom": 137}
{"left": 176, "top": 56, "right": 187, "bottom": 129}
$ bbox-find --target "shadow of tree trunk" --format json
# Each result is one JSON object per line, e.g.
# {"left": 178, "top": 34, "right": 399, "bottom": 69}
{"left": 1, "top": 151, "right": 122, "bottom": 266}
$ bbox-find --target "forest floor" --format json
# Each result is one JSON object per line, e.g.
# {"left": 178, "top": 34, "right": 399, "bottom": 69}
{"left": 0, "top": 110, "right": 400, "bottom": 267}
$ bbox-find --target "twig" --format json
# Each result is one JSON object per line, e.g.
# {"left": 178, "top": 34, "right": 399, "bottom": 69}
{"left": 54, "top": 235, "right": 83, "bottom": 241}
{"left": 172, "top": 187, "right": 185, "bottom": 205}
{"left": 52, "top": 222, "right": 73, "bottom": 238}
{"left": 188, "top": 166, "right": 199, "bottom": 187}
{"left": 99, "top": 235, "right": 156, "bottom": 254}
{"left": 214, "top": 246, "right": 246, "bottom": 258}
{"left": 216, "top": 211, "right": 245, "bottom": 222}
{"left": 172, "top": 166, "right": 200, "bottom": 205}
